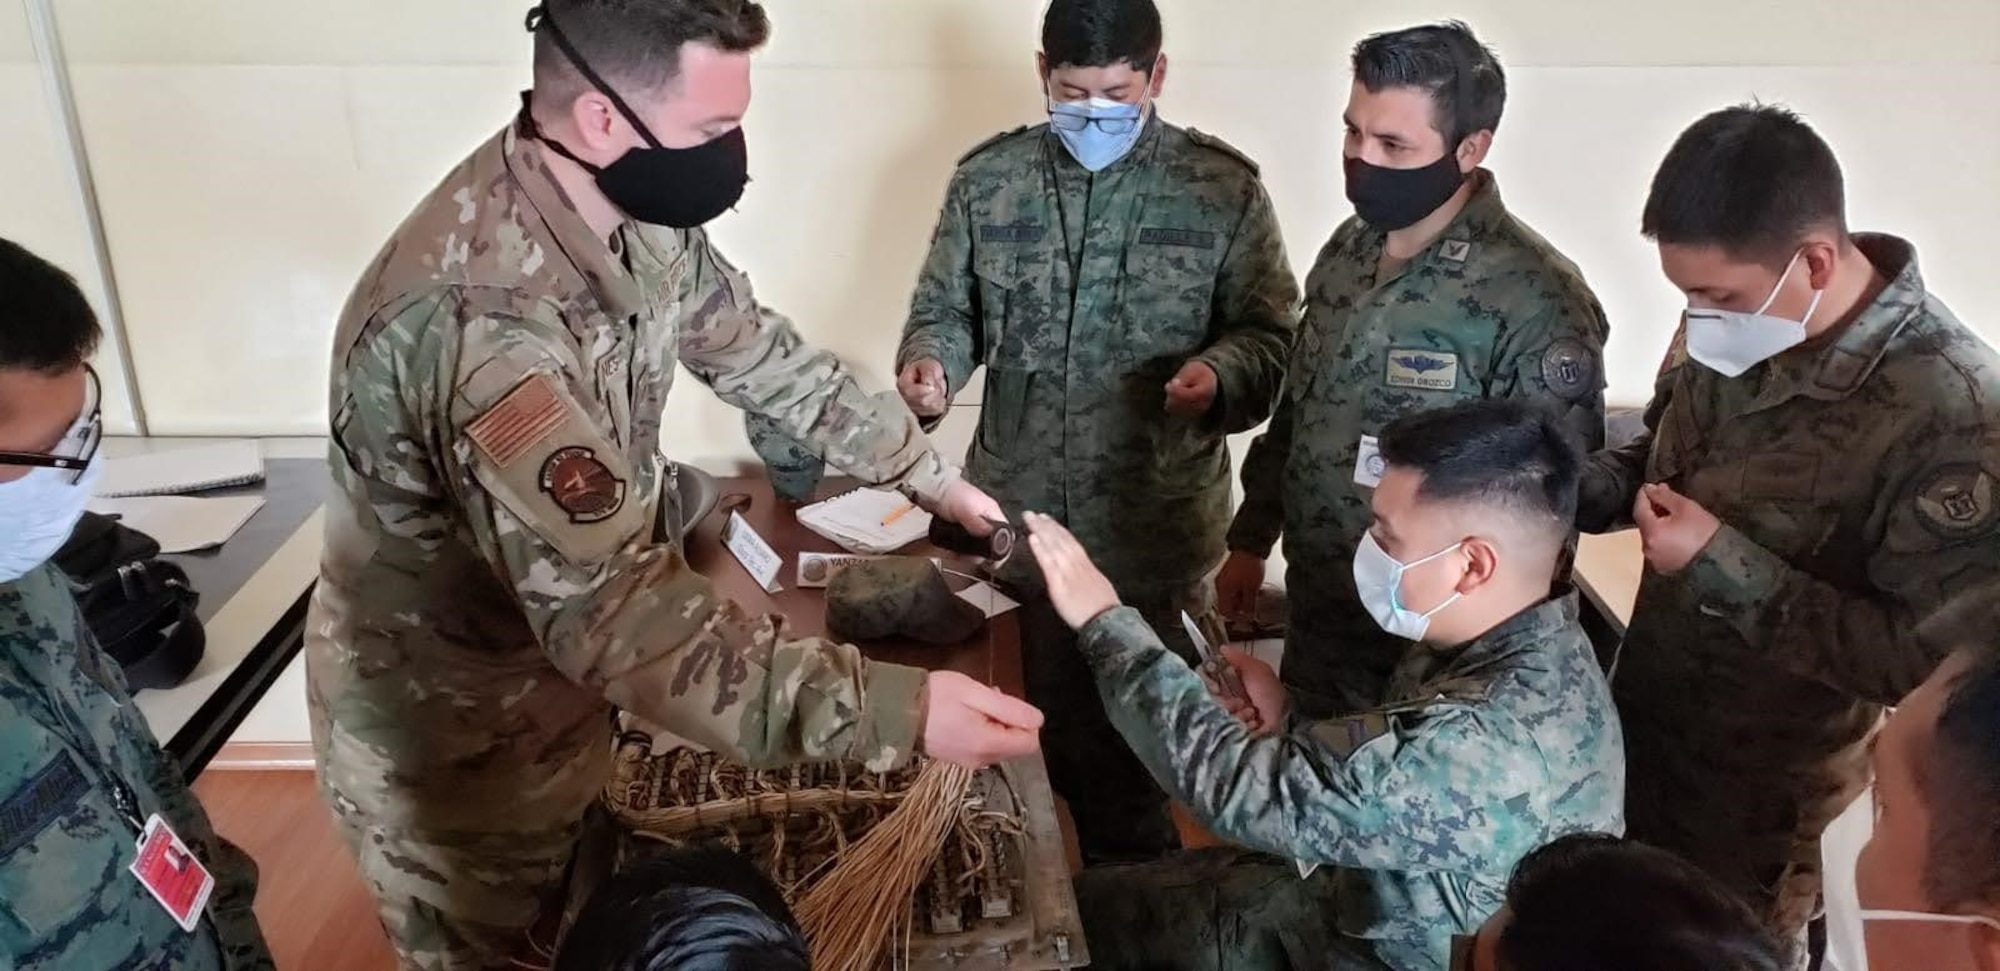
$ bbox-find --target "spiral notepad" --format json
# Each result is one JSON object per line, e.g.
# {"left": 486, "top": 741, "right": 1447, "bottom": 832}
{"left": 96, "top": 441, "right": 266, "bottom": 498}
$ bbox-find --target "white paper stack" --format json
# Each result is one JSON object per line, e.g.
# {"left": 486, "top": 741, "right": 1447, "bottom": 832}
{"left": 795, "top": 488, "right": 933, "bottom": 555}
{"left": 87, "top": 495, "right": 267, "bottom": 554}
{"left": 91, "top": 441, "right": 269, "bottom": 552}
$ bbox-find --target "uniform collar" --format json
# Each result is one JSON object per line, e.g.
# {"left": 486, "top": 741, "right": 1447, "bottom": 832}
{"left": 1748, "top": 233, "right": 1926, "bottom": 405}
{"left": 1456, "top": 592, "right": 1576, "bottom": 662}
{"left": 1397, "top": 592, "right": 1577, "bottom": 702}
{"left": 503, "top": 103, "right": 648, "bottom": 322}
{"left": 1413, "top": 169, "right": 1506, "bottom": 271}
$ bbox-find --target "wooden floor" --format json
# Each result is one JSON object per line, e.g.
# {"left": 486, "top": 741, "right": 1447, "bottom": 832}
{"left": 192, "top": 770, "right": 396, "bottom": 970}
{"left": 193, "top": 769, "right": 1218, "bottom": 970}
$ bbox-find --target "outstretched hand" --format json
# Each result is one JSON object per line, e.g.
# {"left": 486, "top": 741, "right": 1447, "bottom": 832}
{"left": 1023, "top": 512, "right": 1122, "bottom": 629}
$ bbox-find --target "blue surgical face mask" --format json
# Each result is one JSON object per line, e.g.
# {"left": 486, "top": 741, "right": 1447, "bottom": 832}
{"left": 1046, "top": 92, "right": 1148, "bottom": 172}
{"left": 1353, "top": 532, "right": 1463, "bottom": 642}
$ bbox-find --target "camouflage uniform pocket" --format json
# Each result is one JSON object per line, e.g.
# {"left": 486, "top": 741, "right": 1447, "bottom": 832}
{"left": 0, "top": 755, "right": 136, "bottom": 939}
{"left": 1120, "top": 243, "right": 1220, "bottom": 369}
{"left": 975, "top": 253, "right": 1057, "bottom": 371}
{"left": 975, "top": 367, "right": 1033, "bottom": 464}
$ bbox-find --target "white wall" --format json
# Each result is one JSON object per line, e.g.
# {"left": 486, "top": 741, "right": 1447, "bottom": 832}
{"left": 26, "top": 0, "right": 1999, "bottom": 458}
{"left": 35, "top": 0, "right": 1984, "bottom": 748}
{"left": 0, "top": 2, "right": 140, "bottom": 433}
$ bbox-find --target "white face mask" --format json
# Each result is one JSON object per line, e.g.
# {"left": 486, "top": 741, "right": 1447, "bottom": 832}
{"left": 0, "top": 460, "right": 100, "bottom": 583}
{"left": 0, "top": 382, "right": 102, "bottom": 584}
{"left": 1353, "top": 532, "right": 1462, "bottom": 642}
{"left": 1848, "top": 911, "right": 2000, "bottom": 971}
{"left": 1823, "top": 787, "right": 2000, "bottom": 971}
{"left": 1684, "top": 248, "right": 1825, "bottom": 378}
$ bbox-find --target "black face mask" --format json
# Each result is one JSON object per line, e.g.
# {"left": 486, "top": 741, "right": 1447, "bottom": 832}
{"left": 521, "top": 5, "right": 749, "bottom": 228}
{"left": 1343, "top": 150, "right": 1466, "bottom": 231}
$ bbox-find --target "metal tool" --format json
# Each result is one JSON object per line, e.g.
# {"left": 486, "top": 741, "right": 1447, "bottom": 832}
{"left": 1181, "top": 610, "right": 1246, "bottom": 702}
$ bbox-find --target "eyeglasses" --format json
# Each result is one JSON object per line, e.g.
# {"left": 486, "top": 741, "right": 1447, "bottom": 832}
{"left": 0, "top": 365, "right": 104, "bottom": 485}
{"left": 1045, "top": 98, "right": 1145, "bottom": 135}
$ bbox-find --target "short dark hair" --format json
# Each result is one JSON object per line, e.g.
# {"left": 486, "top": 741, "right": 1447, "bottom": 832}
{"left": 1641, "top": 104, "right": 1848, "bottom": 266}
{"left": 1925, "top": 650, "right": 2000, "bottom": 910}
{"left": 552, "top": 845, "right": 809, "bottom": 971}
{"left": 1500, "top": 833, "right": 1784, "bottom": 971}
{"left": 1351, "top": 21, "right": 1506, "bottom": 146}
{"left": 531, "top": 0, "right": 771, "bottom": 108}
{"left": 1041, "top": 0, "right": 1163, "bottom": 73}
{"left": 0, "top": 237, "right": 101, "bottom": 374}
{"left": 1376, "top": 398, "right": 1580, "bottom": 542}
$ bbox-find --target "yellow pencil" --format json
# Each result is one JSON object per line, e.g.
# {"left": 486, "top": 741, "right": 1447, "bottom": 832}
{"left": 880, "top": 501, "right": 917, "bottom": 527}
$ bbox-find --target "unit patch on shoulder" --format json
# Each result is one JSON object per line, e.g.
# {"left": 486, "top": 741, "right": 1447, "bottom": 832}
{"left": 1915, "top": 464, "right": 1998, "bottom": 539}
{"left": 539, "top": 446, "right": 627, "bottom": 524}
{"left": 467, "top": 373, "right": 568, "bottom": 468}
{"left": 1540, "top": 338, "right": 1597, "bottom": 401}
{"left": 1384, "top": 349, "right": 1460, "bottom": 392}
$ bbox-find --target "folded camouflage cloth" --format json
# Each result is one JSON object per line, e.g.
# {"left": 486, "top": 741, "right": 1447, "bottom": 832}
{"left": 826, "top": 556, "right": 984, "bottom": 645}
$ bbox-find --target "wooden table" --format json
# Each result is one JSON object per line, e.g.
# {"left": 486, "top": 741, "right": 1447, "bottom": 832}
{"left": 682, "top": 475, "right": 1027, "bottom": 696}
{"left": 671, "top": 475, "right": 1089, "bottom": 966}
{"left": 1575, "top": 530, "right": 1644, "bottom": 632}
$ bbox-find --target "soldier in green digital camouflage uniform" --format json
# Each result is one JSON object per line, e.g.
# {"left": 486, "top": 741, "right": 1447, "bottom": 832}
{"left": 0, "top": 238, "right": 272, "bottom": 969}
{"left": 1218, "top": 22, "right": 1609, "bottom": 720}
{"left": 1026, "top": 399, "right": 1624, "bottom": 971}
{"left": 894, "top": 0, "right": 1297, "bottom": 863}
{"left": 308, "top": 3, "right": 1044, "bottom": 968}
{"left": 1576, "top": 104, "right": 2000, "bottom": 967}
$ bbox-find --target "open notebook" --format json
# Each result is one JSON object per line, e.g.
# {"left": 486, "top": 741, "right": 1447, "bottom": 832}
{"left": 795, "top": 487, "right": 933, "bottom": 555}
{"left": 96, "top": 441, "right": 266, "bottom": 498}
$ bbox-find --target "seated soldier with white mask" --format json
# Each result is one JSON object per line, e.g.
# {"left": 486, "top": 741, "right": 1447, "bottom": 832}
{"left": 1850, "top": 616, "right": 2000, "bottom": 971}
{"left": 1022, "top": 397, "right": 1625, "bottom": 971}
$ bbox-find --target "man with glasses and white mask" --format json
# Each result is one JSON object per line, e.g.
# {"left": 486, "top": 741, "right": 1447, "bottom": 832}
{"left": 1576, "top": 103, "right": 2000, "bottom": 968}
{"left": 894, "top": 0, "right": 1298, "bottom": 864}
{"left": 0, "top": 237, "right": 272, "bottom": 968}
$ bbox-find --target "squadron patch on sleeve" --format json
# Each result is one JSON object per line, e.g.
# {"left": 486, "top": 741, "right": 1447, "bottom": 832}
{"left": 539, "top": 446, "right": 628, "bottom": 524}
{"left": 1915, "top": 464, "right": 1998, "bottom": 539}
{"left": 1540, "top": 338, "right": 1597, "bottom": 401}
{"left": 461, "top": 367, "right": 645, "bottom": 564}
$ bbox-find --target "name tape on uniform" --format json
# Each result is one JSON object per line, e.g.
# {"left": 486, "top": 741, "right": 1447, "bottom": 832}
{"left": 723, "top": 511, "right": 784, "bottom": 593}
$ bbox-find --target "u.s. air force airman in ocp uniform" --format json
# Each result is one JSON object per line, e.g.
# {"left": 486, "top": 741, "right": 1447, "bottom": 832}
{"left": 306, "top": 36, "right": 1032, "bottom": 967}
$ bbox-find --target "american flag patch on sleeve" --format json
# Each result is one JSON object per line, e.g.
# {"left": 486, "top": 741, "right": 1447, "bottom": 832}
{"left": 466, "top": 372, "right": 568, "bottom": 468}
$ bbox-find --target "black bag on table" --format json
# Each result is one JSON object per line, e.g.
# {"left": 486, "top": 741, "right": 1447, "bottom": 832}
{"left": 52, "top": 511, "right": 205, "bottom": 692}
